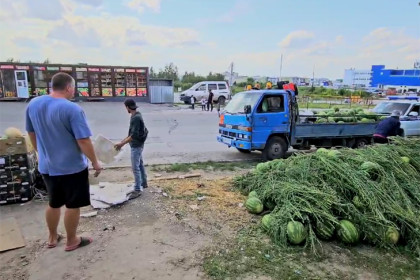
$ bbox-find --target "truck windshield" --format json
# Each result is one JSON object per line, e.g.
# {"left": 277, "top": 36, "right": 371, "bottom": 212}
{"left": 372, "top": 102, "right": 411, "bottom": 115}
{"left": 224, "top": 92, "right": 263, "bottom": 114}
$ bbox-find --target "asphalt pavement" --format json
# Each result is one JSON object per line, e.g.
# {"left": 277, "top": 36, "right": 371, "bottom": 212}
{"left": 0, "top": 101, "right": 261, "bottom": 166}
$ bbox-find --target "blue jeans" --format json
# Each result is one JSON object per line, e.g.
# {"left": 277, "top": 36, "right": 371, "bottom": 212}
{"left": 131, "top": 147, "right": 147, "bottom": 191}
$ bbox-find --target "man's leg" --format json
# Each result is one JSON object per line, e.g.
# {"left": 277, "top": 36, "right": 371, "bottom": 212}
{"left": 131, "top": 147, "right": 142, "bottom": 191}
{"left": 46, "top": 206, "right": 61, "bottom": 244}
{"left": 64, "top": 208, "right": 80, "bottom": 247}
{"left": 43, "top": 174, "right": 65, "bottom": 246}
{"left": 138, "top": 147, "right": 148, "bottom": 188}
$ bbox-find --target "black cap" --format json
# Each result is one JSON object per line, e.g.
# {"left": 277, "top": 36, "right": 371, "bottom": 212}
{"left": 124, "top": 99, "right": 138, "bottom": 110}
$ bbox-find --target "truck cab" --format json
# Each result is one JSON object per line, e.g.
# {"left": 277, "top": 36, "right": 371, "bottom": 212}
{"left": 372, "top": 97, "right": 420, "bottom": 137}
{"left": 218, "top": 90, "right": 296, "bottom": 160}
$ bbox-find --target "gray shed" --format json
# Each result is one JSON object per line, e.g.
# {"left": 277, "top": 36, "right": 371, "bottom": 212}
{"left": 149, "top": 79, "right": 174, "bottom": 104}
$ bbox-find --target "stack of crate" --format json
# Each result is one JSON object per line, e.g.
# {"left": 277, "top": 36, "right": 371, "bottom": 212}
{"left": 0, "top": 136, "right": 37, "bottom": 205}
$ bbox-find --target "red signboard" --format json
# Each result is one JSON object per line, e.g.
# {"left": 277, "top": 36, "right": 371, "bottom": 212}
{"left": 126, "top": 69, "right": 136, "bottom": 73}
{"left": 33, "top": 66, "right": 46, "bottom": 70}
{"left": 136, "top": 69, "right": 146, "bottom": 73}
{"left": 0, "top": 65, "right": 14, "bottom": 69}
{"left": 16, "top": 66, "right": 30, "bottom": 70}
{"left": 60, "top": 67, "right": 72, "bottom": 71}
{"left": 88, "top": 68, "right": 100, "bottom": 72}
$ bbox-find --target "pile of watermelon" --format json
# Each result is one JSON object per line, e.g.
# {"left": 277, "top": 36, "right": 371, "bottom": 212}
{"left": 238, "top": 138, "right": 420, "bottom": 255}
{"left": 313, "top": 107, "right": 385, "bottom": 124}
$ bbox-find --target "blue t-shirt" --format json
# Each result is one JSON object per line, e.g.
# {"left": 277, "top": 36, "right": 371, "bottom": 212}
{"left": 26, "top": 95, "right": 92, "bottom": 176}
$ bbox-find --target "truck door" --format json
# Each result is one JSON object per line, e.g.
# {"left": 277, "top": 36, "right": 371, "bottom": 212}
{"left": 14, "top": 70, "right": 29, "bottom": 98}
{"left": 252, "top": 94, "right": 289, "bottom": 149}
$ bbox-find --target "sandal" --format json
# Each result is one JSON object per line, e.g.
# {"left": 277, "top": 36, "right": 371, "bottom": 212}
{"left": 47, "top": 234, "right": 63, "bottom": 248}
{"left": 65, "top": 237, "right": 93, "bottom": 252}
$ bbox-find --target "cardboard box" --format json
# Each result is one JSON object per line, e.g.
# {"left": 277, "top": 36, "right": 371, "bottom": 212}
{"left": 0, "top": 137, "right": 34, "bottom": 156}
{"left": 0, "top": 170, "right": 12, "bottom": 185}
{"left": 4, "top": 153, "right": 37, "bottom": 171}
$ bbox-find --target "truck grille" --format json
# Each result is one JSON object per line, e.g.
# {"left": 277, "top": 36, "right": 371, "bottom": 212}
{"left": 219, "top": 129, "right": 237, "bottom": 138}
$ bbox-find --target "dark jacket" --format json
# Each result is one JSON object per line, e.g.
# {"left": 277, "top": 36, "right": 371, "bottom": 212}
{"left": 375, "top": 117, "right": 401, "bottom": 138}
{"left": 208, "top": 92, "right": 214, "bottom": 102}
{"left": 128, "top": 112, "right": 147, "bottom": 147}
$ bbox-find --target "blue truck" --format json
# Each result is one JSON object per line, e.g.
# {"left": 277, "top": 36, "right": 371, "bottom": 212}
{"left": 217, "top": 89, "right": 379, "bottom": 160}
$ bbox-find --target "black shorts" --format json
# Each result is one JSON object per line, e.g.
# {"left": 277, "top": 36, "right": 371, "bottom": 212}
{"left": 42, "top": 168, "right": 90, "bottom": 209}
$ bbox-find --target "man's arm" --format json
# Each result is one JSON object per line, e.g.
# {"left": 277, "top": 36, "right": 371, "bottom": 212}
{"left": 28, "top": 132, "right": 37, "bottom": 151}
{"left": 77, "top": 138, "right": 101, "bottom": 176}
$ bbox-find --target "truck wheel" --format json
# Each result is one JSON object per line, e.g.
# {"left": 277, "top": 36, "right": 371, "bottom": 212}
{"left": 218, "top": 96, "right": 226, "bottom": 105}
{"left": 262, "top": 137, "right": 287, "bottom": 161}
{"left": 236, "top": 148, "right": 251, "bottom": 154}
{"left": 355, "top": 138, "right": 368, "bottom": 148}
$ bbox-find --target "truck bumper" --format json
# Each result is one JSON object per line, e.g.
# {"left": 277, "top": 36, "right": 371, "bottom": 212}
{"left": 217, "top": 135, "right": 252, "bottom": 150}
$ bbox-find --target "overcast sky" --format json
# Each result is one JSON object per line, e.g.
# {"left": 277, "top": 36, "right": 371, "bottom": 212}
{"left": 1, "top": 0, "right": 419, "bottom": 79}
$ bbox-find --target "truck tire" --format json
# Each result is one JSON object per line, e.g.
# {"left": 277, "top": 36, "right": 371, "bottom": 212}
{"left": 236, "top": 148, "right": 251, "bottom": 154}
{"left": 218, "top": 96, "right": 226, "bottom": 105}
{"left": 355, "top": 138, "right": 368, "bottom": 148}
{"left": 262, "top": 136, "right": 287, "bottom": 161}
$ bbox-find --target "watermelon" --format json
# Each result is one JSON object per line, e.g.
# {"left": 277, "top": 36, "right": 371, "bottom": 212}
{"left": 352, "top": 195, "right": 363, "bottom": 209}
{"left": 255, "top": 162, "right": 269, "bottom": 173}
{"left": 316, "top": 118, "right": 328, "bottom": 124}
{"left": 379, "top": 116, "right": 388, "bottom": 121}
{"left": 327, "top": 117, "right": 336, "bottom": 123}
{"left": 287, "top": 221, "right": 307, "bottom": 245}
{"left": 245, "top": 197, "right": 264, "bottom": 214}
{"left": 333, "top": 107, "right": 340, "bottom": 112}
{"left": 360, "top": 161, "right": 380, "bottom": 173}
{"left": 401, "top": 156, "right": 410, "bottom": 164}
{"left": 360, "top": 118, "right": 371, "bottom": 123}
{"left": 261, "top": 214, "right": 273, "bottom": 231}
{"left": 317, "top": 148, "right": 328, "bottom": 154}
{"left": 337, "top": 220, "right": 359, "bottom": 244}
{"left": 337, "top": 121, "right": 345, "bottom": 124}
{"left": 385, "top": 227, "right": 400, "bottom": 245}
{"left": 248, "top": 191, "right": 259, "bottom": 199}
{"left": 327, "top": 150, "right": 340, "bottom": 158}
{"left": 318, "top": 111, "right": 327, "bottom": 116}
{"left": 316, "top": 220, "right": 335, "bottom": 240}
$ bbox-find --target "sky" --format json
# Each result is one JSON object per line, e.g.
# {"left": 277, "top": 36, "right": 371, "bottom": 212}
{"left": 1, "top": 0, "right": 420, "bottom": 79}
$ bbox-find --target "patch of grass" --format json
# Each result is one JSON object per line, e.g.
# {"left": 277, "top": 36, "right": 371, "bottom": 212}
{"left": 203, "top": 227, "right": 419, "bottom": 280}
{"left": 151, "top": 161, "right": 257, "bottom": 173}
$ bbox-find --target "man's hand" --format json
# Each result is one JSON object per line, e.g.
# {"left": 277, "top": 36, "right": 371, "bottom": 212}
{"left": 92, "top": 161, "right": 102, "bottom": 177}
{"left": 114, "top": 142, "right": 124, "bottom": 151}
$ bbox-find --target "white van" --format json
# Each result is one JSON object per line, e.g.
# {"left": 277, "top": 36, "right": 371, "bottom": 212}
{"left": 180, "top": 81, "right": 231, "bottom": 105}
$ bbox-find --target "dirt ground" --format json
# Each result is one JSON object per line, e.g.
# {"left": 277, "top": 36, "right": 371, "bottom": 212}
{"left": 0, "top": 167, "right": 418, "bottom": 280}
{"left": 0, "top": 167, "right": 249, "bottom": 280}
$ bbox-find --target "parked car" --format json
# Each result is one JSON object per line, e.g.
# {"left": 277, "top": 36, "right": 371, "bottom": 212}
{"left": 180, "top": 81, "right": 231, "bottom": 105}
{"left": 372, "top": 97, "right": 420, "bottom": 137}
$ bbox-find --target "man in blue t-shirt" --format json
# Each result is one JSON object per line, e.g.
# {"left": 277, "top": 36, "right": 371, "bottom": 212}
{"left": 26, "top": 72, "right": 101, "bottom": 252}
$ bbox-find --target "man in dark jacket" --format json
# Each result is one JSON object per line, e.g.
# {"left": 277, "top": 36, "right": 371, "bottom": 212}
{"left": 115, "top": 99, "right": 148, "bottom": 199}
{"left": 373, "top": 110, "right": 401, "bottom": 144}
{"left": 207, "top": 90, "right": 214, "bottom": 111}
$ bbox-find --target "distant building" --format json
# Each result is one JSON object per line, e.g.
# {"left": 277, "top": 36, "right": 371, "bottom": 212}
{"left": 343, "top": 62, "right": 420, "bottom": 93}
{"left": 371, "top": 65, "right": 420, "bottom": 93}
{"left": 343, "top": 68, "right": 372, "bottom": 88}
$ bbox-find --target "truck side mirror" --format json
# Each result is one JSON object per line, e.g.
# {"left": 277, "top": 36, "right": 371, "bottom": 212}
{"left": 408, "top": 111, "right": 419, "bottom": 117}
{"left": 244, "top": 105, "right": 251, "bottom": 114}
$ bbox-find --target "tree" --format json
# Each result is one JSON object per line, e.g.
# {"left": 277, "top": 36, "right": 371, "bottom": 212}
{"left": 207, "top": 72, "right": 225, "bottom": 81}
{"left": 158, "top": 62, "right": 179, "bottom": 81}
{"left": 149, "top": 67, "right": 157, "bottom": 78}
{"left": 246, "top": 77, "right": 255, "bottom": 85}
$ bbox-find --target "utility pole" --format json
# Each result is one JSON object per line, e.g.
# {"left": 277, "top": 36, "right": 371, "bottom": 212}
{"left": 311, "top": 64, "right": 315, "bottom": 89}
{"left": 279, "top": 54, "right": 283, "bottom": 82}
{"left": 229, "top": 62, "right": 234, "bottom": 86}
